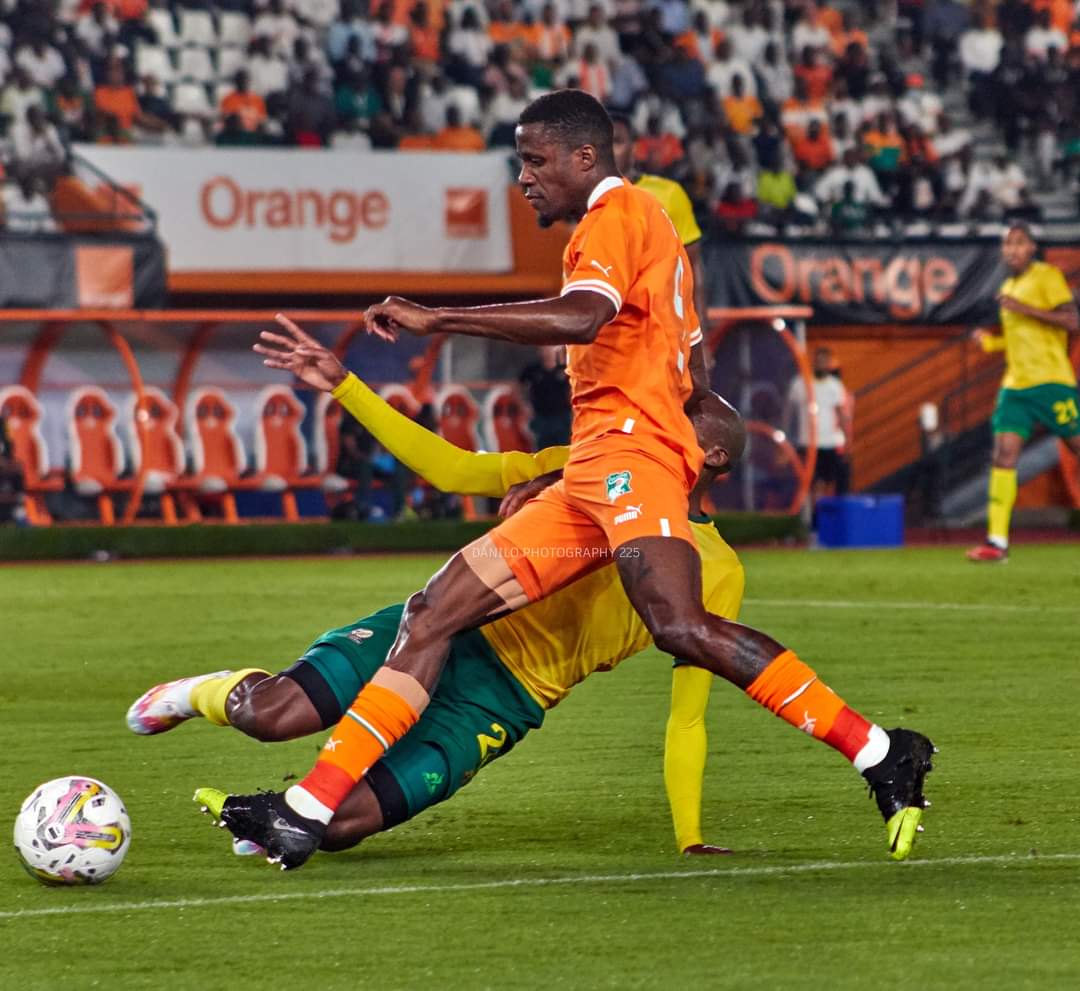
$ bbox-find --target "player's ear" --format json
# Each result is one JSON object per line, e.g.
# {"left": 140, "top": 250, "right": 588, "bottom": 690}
{"left": 576, "top": 143, "right": 598, "bottom": 172}
{"left": 705, "top": 445, "right": 730, "bottom": 473}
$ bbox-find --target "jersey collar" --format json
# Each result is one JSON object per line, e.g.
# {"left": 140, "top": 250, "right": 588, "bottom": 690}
{"left": 586, "top": 175, "right": 626, "bottom": 211}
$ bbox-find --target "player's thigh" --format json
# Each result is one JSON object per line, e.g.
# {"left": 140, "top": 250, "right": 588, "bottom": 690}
{"left": 991, "top": 389, "right": 1034, "bottom": 462}
{"left": 377, "top": 631, "right": 544, "bottom": 822}
{"left": 290, "top": 605, "right": 407, "bottom": 726}
{"left": 488, "top": 478, "right": 612, "bottom": 601}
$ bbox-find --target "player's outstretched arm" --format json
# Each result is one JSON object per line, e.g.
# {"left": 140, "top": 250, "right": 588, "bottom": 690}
{"left": 365, "top": 293, "right": 616, "bottom": 346}
{"left": 257, "top": 314, "right": 567, "bottom": 497}
{"left": 997, "top": 295, "right": 1080, "bottom": 333}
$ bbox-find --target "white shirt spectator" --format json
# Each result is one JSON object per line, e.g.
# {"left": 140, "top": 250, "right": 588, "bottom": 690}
{"left": 859, "top": 91, "right": 892, "bottom": 124}
{"left": 292, "top": 0, "right": 340, "bottom": 28}
{"left": 15, "top": 44, "right": 67, "bottom": 89}
{"left": 567, "top": 0, "right": 615, "bottom": 19}
{"left": 1024, "top": 25, "right": 1067, "bottom": 60}
{"left": 990, "top": 160, "right": 1027, "bottom": 209}
{"left": 959, "top": 160, "right": 1027, "bottom": 214}
{"left": 959, "top": 26, "right": 1003, "bottom": 74}
{"left": 898, "top": 88, "right": 943, "bottom": 135}
{"left": 248, "top": 51, "right": 290, "bottom": 96}
{"left": 448, "top": 27, "right": 493, "bottom": 68}
{"left": 0, "top": 80, "right": 45, "bottom": 123}
{"left": 933, "top": 125, "right": 972, "bottom": 159}
{"left": 76, "top": 10, "right": 118, "bottom": 56}
{"left": 727, "top": 22, "right": 769, "bottom": 63}
{"left": 792, "top": 18, "right": 831, "bottom": 55}
{"left": 815, "top": 162, "right": 889, "bottom": 206}
{"left": 485, "top": 89, "right": 529, "bottom": 135}
{"left": 829, "top": 96, "right": 863, "bottom": 135}
{"left": 10, "top": 119, "right": 65, "bottom": 170}
{"left": 2, "top": 184, "right": 58, "bottom": 233}
{"left": 707, "top": 56, "right": 757, "bottom": 98}
{"left": 757, "top": 57, "right": 792, "bottom": 103}
{"left": 252, "top": 10, "right": 300, "bottom": 56}
{"left": 713, "top": 158, "right": 757, "bottom": 198}
{"left": 420, "top": 81, "right": 453, "bottom": 133}
{"left": 787, "top": 374, "right": 847, "bottom": 449}
{"left": 693, "top": 0, "right": 731, "bottom": 30}
{"left": 574, "top": 23, "right": 621, "bottom": 63}
{"left": 958, "top": 160, "right": 997, "bottom": 214}
{"left": 371, "top": 18, "right": 409, "bottom": 51}
{"left": 56, "top": 0, "right": 81, "bottom": 21}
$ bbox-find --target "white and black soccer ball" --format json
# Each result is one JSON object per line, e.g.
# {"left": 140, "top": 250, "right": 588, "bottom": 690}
{"left": 13, "top": 776, "right": 131, "bottom": 886}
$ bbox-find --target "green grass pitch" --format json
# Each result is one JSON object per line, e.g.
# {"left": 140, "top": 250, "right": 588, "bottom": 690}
{"left": 2, "top": 544, "right": 1078, "bottom": 989}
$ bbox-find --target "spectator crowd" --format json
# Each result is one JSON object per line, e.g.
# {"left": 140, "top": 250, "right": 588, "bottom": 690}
{"left": 3, "top": 0, "right": 1080, "bottom": 233}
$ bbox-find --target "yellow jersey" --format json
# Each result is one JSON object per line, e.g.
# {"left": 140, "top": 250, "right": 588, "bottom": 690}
{"left": 995, "top": 261, "right": 1077, "bottom": 389}
{"left": 482, "top": 520, "right": 744, "bottom": 709}
{"left": 634, "top": 174, "right": 702, "bottom": 247}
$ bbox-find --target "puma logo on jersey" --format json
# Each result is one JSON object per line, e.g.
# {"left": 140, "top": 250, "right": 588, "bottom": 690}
{"left": 614, "top": 504, "right": 643, "bottom": 525}
{"left": 590, "top": 259, "right": 614, "bottom": 278}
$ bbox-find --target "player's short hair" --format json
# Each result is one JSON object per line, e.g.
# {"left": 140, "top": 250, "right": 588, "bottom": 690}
{"left": 1005, "top": 220, "right": 1038, "bottom": 244}
{"left": 518, "top": 89, "right": 614, "bottom": 158}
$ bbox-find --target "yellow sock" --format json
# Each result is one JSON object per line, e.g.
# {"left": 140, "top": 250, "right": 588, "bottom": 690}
{"left": 987, "top": 467, "right": 1017, "bottom": 548}
{"left": 664, "top": 665, "right": 713, "bottom": 852}
{"left": 189, "top": 669, "right": 269, "bottom": 726}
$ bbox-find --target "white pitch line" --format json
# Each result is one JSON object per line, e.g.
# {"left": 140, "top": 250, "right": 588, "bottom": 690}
{"left": 744, "top": 598, "right": 1078, "bottom": 614}
{"left": 3, "top": 852, "right": 1078, "bottom": 922}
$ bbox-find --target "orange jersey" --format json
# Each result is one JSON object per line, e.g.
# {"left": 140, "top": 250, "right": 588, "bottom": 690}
{"left": 559, "top": 177, "right": 701, "bottom": 477}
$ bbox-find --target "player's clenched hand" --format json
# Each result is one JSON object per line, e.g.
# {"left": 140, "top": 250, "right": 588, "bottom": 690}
{"left": 364, "top": 296, "right": 438, "bottom": 341}
{"left": 253, "top": 314, "right": 348, "bottom": 392}
{"left": 498, "top": 469, "right": 562, "bottom": 519}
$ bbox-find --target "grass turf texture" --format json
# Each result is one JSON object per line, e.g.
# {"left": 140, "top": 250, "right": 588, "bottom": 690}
{"left": 1, "top": 545, "right": 1078, "bottom": 990}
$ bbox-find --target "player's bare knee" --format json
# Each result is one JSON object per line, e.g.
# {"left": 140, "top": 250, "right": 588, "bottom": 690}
{"left": 650, "top": 615, "right": 706, "bottom": 661}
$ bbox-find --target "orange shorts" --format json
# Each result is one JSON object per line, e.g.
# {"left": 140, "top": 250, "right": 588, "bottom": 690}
{"left": 489, "top": 438, "right": 696, "bottom": 601}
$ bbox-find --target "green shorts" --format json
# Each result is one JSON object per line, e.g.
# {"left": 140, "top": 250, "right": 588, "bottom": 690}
{"left": 991, "top": 384, "right": 1080, "bottom": 440}
{"left": 298, "top": 605, "right": 545, "bottom": 821}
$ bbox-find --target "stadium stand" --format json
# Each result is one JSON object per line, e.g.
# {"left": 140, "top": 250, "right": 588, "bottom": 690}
{"left": 2, "top": 0, "right": 1080, "bottom": 235}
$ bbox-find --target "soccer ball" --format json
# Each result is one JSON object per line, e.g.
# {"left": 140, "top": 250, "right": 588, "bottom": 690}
{"left": 13, "top": 777, "right": 131, "bottom": 886}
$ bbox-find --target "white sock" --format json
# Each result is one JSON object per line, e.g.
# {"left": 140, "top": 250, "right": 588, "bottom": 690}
{"left": 853, "top": 725, "right": 891, "bottom": 773}
{"left": 987, "top": 536, "right": 1008, "bottom": 550}
{"left": 284, "top": 785, "right": 334, "bottom": 825}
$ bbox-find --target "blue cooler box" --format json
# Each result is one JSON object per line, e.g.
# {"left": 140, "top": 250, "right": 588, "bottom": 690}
{"left": 816, "top": 495, "right": 904, "bottom": 548}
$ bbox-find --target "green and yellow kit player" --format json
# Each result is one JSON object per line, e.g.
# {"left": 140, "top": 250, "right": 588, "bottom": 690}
{"left": 129, "top": 342, "right": 742, "bottom": 857}
{"left": 969, "top": 223, "right": 1080, "bottom": 562}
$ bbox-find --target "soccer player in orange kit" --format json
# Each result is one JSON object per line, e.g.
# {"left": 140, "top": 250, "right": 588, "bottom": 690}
{"left": 219, "top": 90, "right": 936, "bottom": 869}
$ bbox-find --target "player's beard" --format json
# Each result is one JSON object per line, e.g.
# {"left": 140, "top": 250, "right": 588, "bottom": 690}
{"left": 537, "top": 214, "right": 555, "bottom": 229}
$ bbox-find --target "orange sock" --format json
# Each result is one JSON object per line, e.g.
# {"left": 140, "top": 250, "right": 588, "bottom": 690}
{"left": 746, "top": 650, "right": 888, "bottom": 769}
{"left": 287, "top": 670, "right": 429, "bottom": 823}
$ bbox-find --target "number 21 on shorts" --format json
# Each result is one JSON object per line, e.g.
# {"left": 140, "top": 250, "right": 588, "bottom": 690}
{"left": 1053, "top": 398, "right": 1079, "bottom": 426}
